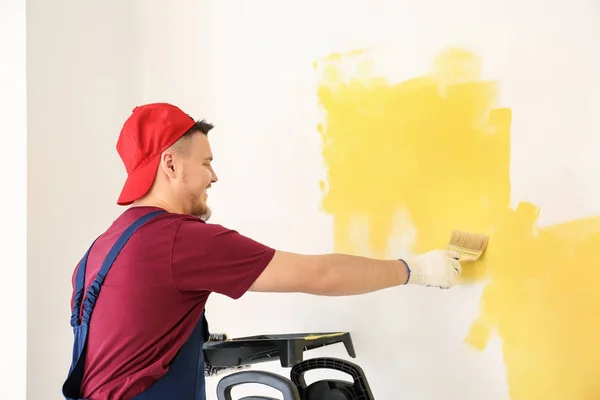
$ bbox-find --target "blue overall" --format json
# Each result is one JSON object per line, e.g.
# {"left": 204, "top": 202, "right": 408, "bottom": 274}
{"left": 62, "top": 210, "right": 210, "bottom": 400}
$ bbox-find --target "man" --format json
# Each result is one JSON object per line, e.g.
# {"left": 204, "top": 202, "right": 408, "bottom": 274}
{"left": 62, "top": 103, "right": 462, "bottom": 400}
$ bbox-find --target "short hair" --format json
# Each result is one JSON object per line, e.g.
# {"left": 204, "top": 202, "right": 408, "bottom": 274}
{"left": 184, "top": 119, "right": 214, "bottom": 137}
{"left": 170, "top": 119, "right": 214, "bottom": 155}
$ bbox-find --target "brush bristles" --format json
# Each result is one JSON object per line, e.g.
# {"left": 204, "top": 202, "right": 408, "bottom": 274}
{"left": 448, "top": 230, "right": 489, "bottom": 251}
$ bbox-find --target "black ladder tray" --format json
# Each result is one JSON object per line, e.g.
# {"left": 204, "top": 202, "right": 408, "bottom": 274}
{"left": 203, "top": 332, "right": 355, "bottom": 368}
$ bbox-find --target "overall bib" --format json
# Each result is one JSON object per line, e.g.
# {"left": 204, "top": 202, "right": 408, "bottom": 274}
{"left": 62, "top": 210, "right": 210, "bottom": 400}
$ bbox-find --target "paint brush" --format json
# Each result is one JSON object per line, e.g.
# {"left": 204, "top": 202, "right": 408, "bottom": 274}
{"left": 447, "top": 230, "right": 489, "bottom": 262}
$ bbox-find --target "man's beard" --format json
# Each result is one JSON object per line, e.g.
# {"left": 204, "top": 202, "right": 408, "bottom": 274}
{"left": 190, "top": 201, "right": 211, "bottom": 221}
{"left": 197, "top": 208, "right": 211, "bottom": 222}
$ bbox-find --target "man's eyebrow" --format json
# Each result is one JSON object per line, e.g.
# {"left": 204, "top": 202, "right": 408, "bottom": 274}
{"left": 204, "top": 156, "right": 213, "bottom": 161}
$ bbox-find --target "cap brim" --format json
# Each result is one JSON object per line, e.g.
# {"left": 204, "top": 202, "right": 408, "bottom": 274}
{"left": 116, "top": 156, "right": 161, "bottom": 206}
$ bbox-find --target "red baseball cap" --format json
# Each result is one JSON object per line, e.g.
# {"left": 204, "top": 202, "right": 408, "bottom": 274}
{"left": 116, "top": 103, "right": 196, "bottom": 205}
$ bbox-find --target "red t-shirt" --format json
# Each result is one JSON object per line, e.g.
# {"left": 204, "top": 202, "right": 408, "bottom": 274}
{"left": 70, "top": 206, "right": 275, "bottom": 400}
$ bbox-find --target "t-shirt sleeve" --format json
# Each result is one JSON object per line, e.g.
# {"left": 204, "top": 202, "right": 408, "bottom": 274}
{"left": 170, "top": 220, "right": 276, "bottom": 299}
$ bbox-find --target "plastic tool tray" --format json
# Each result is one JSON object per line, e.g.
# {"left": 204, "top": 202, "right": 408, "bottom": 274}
{"left": 203, "top": 332, "right": 355, "bottom": 368}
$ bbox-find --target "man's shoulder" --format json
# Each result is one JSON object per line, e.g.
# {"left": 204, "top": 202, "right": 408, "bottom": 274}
{"left": 115, "top": 206, "right": 203, "bottom": 226}
{"left": 125, "top": 207, "right": 233, "bottom": 236}
{"left": 106, "top": 207, "right": 239, "bottom": 248}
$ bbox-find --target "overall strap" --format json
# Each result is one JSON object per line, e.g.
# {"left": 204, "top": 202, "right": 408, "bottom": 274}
{"left": 69, "top": 210, "right": 166, "bottom": 327}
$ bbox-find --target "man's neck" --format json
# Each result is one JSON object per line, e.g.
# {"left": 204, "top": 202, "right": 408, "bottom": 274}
{"left": 131, "top": 196, "right": 182, "bottom": 214}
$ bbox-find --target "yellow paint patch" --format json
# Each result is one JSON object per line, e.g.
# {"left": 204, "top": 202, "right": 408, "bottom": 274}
{"left": 303, "top": 332, "right": 346, "bottom": 340}
{"left": 315, "top": 47, "right": 600, "bottom": 399}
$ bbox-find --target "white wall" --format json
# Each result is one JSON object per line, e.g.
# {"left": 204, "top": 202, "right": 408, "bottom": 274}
{"left": 26, "top": 1, "right": 141, "bottom": 398}
{"left": 25, "top": 0, "right": 600, "bottom": 399}
{"left": 0, "top": 0, "right": 26, "bottom": 399}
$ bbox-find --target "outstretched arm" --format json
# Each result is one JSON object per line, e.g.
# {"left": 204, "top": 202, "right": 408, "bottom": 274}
{"left": 171, "top": 220, "right": 461, "bottom": 299}
{"left": 249, "top": 249, "right": 461, "bottom": 295}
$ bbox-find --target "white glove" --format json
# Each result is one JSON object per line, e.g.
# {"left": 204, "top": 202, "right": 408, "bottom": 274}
{"left": 401, "top": 250, "right": 462, "bottom": 289}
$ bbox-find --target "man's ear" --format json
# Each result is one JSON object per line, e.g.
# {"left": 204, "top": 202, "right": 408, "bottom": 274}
{"left": 160, "top": 151, "right": 177, "bottom": 178}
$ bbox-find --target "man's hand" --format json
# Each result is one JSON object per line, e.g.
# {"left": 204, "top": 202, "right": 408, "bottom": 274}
{"left": 401, "top": 250, "right": 462, "bottom": 289}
